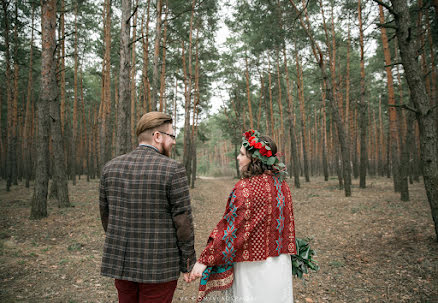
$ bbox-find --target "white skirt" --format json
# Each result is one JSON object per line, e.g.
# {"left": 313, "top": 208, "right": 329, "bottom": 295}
{"left": 231, "top": 254, "right": 294, "bottom": 303}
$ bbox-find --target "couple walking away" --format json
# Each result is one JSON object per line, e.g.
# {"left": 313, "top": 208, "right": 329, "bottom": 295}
{"left": 99, "top": 112, "right": 296, "bottom": 303}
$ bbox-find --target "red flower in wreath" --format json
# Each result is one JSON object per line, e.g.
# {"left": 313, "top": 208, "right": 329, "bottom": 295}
{"left": 266, "top": 150, "right": 272, "bottom": 157}
{"left": 260, "top": 146, "right": 268, "bottom": 156}
{"left": 255, "top": 142, "right": 262, "bottom": 149}
{"left": 250, "top": 140, "right": 256, "bottom": 147}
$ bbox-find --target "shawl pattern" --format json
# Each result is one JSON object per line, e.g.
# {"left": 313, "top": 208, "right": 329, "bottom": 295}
{"left": 197, "top": 173, "right": 296, "bottom": 301}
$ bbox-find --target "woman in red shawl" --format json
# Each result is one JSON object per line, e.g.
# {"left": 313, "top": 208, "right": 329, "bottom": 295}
{"left": 190, "top": 130, "right": 296, "bottom": 302}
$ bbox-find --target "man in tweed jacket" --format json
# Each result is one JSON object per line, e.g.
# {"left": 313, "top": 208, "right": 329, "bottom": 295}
{"left": 99, "top": 112, "right": 196, "bottom": 302}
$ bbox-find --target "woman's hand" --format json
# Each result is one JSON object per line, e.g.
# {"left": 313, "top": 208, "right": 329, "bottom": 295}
{"left": 189, "top": 261, "right": 207, "bottom": 282}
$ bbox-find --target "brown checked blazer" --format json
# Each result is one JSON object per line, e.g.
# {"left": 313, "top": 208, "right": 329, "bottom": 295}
{"left": 99, "top": 145, "right": 196, "bottom": 283}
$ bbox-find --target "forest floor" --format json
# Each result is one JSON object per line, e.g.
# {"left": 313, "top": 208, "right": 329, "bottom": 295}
{"left": 0, "top": 175, "right": 437, "bottom": 303}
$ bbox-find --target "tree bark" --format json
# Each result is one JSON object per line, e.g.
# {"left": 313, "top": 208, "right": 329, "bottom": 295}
{"left": 99, "top": 0, "right": 112, "bottom": 171}
{"left": 358, "top": 0, "right": 368, "bottom": 188}
{"left": 159, "top": 1, "right": 169, "bottom": 112}
{"left": 151, "top": 0, "right": 162, "bottom": 110}
{"left": 283, "top": 47, "right": 300, "bottom": 188}
{"left": 295, "top": 52, "right": 310, "bottom": 182}
{"left": 23, "top": 5, "right": 35, "bottom": 188}
{"left": 50, "top": 77, "right": 70, "bottom": 208}
{"left": 379, "top": 4, "right": 400, "bottom": 193}
{"left": 31, "top": 0, "right": 57, "bottom": 219}
{"left": 72, "top": 4, "right": 79, "bottom": 185}
{"left": 131, "top": 0, "right": 139, "bottom": 148}
{"left": 116, "top": 0, "right": 132, "bottom": 156}
{"left": 3, "top": 0, "right": 12, "bottom": 191}
{"left": 141, "top": 0, "right": 151, "bottom": 113}
{"left": 389, "top": 0, "right": 438, "bottom": 240}
{"left": 245, "top": 55, "right": 253, "bottom": 129}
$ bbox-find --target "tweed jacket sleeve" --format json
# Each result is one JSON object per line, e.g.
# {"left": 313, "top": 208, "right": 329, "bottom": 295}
{"left": 99, "top": 173, "right": 109, "bottom": 232}
{"left": 168, "top": 163, "right": 196, "bottom": 273}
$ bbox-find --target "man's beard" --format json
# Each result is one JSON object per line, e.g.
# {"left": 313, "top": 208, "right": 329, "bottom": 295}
{"left": 162, "top": 144, "right": 171, "bottom": 157}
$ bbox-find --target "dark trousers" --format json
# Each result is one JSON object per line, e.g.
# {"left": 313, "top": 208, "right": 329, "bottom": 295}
{"left": 115, "top": 279, "right": 178, "bottom": 303}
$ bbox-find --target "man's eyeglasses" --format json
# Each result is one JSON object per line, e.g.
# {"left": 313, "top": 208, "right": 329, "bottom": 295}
{"left": 156, "top": 131, "right": 176, "bottom": 140}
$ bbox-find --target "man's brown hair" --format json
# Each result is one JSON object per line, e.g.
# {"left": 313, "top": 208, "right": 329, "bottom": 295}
{"left": 136, "top": 112, "right": 173, "bottom": 141}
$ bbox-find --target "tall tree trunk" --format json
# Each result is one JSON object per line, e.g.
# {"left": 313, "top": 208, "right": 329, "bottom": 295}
{"left": 72, "top": 5, "right": 79, "bottom": 185}
{"left": 268, "top": 58, "right": 274, "bottom": 136}
{"left": 283, "top": 47, "right": 300, "bottom": 188}
{"left": 24, "top": 5, "right": 35, "bottom": 188}
{"left": 31, "top": 0, "right": 57, "bottom": 219}
{"left": 3, "top": 0, "right": 12, "bottom": 190}
{"left": 151, "top": 0, "right": 162, "bottom": 110}
{"left": 275, "top": 49, "right": 285, "bottom": 153}
{"left": 295, "top": 52, "right": 310, "bottom": 182}
{"left": 10, "top": 1, "right": 19, "bottom": 186}
{"left": 141, "top": 0, "right": 151, "bottom": 113}
{"left": 394, "top": 37, "right": 409, "bottom": 200}
{"left": 388, "top": 0, "right": 438, "bottom": 241}
{"left": 183, "top": 0, "right": 196, "bottom": 179}
{"left": 159, "top": 1, "right": 169, "bottom": 112}
{"left": 358, "top": 0, "right": 368, "bottom": 188}
{"left": 182, "top": 40, "right": 192, "bottom": 180}
{"left": 322, "top": 82, "right": 329, "bottom": 181}
{"left": 245, "top": 55, "right": 253, "bottom": 129}
{"left": 99, "top": 0, "right": 112, "bottom": 171}
{"left": 130, "top": 0, "right": 139, "bottom": 148}
{"left": 379, "top": 4, "right": 400, "bottom": 192}
{"left": 50, "top": 74, "right": 70, "bottom": 208}
{"left": 116, "top": 0, "right": 132, "bottom": 156}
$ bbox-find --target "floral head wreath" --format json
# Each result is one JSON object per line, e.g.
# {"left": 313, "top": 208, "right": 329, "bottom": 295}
{"left": 242, "top": 129, "right": 287, "bottom": 181}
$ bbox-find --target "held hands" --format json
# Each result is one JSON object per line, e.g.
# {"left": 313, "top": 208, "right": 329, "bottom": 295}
{"left": 185, "top": 261, "right": 207, "bottom": 283}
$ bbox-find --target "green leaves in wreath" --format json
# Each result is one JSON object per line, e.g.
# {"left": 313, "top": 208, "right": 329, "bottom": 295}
{"left": 291, "top": 238, "right": 319, "bottom": 279}
{"left": 267, "top": 156, "right": 276, "bottom": 166}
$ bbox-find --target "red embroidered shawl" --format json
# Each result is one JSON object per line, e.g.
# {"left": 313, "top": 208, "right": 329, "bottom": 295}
{"left": 197, "top": 173, "right": 296, "bottom": 301}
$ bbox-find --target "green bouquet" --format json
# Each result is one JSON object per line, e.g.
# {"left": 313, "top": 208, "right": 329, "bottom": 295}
{"left": 291, "top": 238, "right": 319, "bottom": 279}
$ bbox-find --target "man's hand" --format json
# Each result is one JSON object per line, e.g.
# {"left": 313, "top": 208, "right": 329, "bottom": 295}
{"left": 189, "top": 262, "right": 207, "bottom": 282}
{"left": 183, "top": 272, "right": 191, "bottom": 283}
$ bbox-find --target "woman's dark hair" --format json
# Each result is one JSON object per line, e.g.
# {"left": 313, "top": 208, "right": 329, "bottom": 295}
{"left": 241, "top": 135, "right": 277, "bottom": 179}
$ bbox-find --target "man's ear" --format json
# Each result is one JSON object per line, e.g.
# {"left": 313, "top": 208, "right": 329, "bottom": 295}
{"left": 152, "top": 131, "right": 161, "bottom": 143}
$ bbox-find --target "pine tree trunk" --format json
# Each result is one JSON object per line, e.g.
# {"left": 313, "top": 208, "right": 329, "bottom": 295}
{"left": 10, "top": 2, "right": 19, "bottom": 186}
{"left": 99, "top": 0, "right": 112, "bottom": 171}
{"left": 322, "top": 82, "right": 329, "bottom": 181}
{"left": 283, "top": 47, "right": 300, "bottom": 188}
{"left": 358, "top": 0, "right": 368, "bottom": 188}
{"left": 159, "top": 1, "right": 169, "bottom": 112}
{"left": 130, "top": 0, "right": 139, "bottom": 148}
{"left": 3, "top": 0, "right": 12, "bottom": 190}
{"left": 50, "top": 80, "right": 70, "bottom": 208}
{"left": 182, "top": 40, "right": 192, "bottom": 181}
{"left": 24, "top": 5, "right": 35, "bottom": 188}
{"left": 394, "top": 38, "right": 409, "bottom": 201}
{"left": 389, "top": 0, "right": 438, "bottom": 241}
{"left": 245, "top": 55, "right": 253, "bottom": 129}
{"left": 116, "top": 0, "right": 132, "bottom": 156}
{"left": 275, "top": 49, "right": 285, "bottom": 152}
{"left": 295, "top": 52, "right": 310, "bottom": 182}
{"left": 151, "top": 0, "right": 162, "bottom": 110}
{"left": 80, "top": 75, "right": 89, "bottom": 182}
{"left": 379, "top": 4, "right": 400, "bottom": 192}
{"left": 183, "top": 0, "right": 196, "bottom": 179}
{"left": 72, "top": 5, "right": 79, "bottom": 185}
{"left": 268, "top": 58, "right": 274, "bottom": 136}
{"left": 141, "top": 0, "right": 151, "bottom": 113}
{"left": 31, "top": 0, "right": 57, "bottom": 219}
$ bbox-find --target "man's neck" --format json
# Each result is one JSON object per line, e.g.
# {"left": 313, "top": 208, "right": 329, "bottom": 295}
{"left": 139, "top": 142, "right": 160, "bottom": 153}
